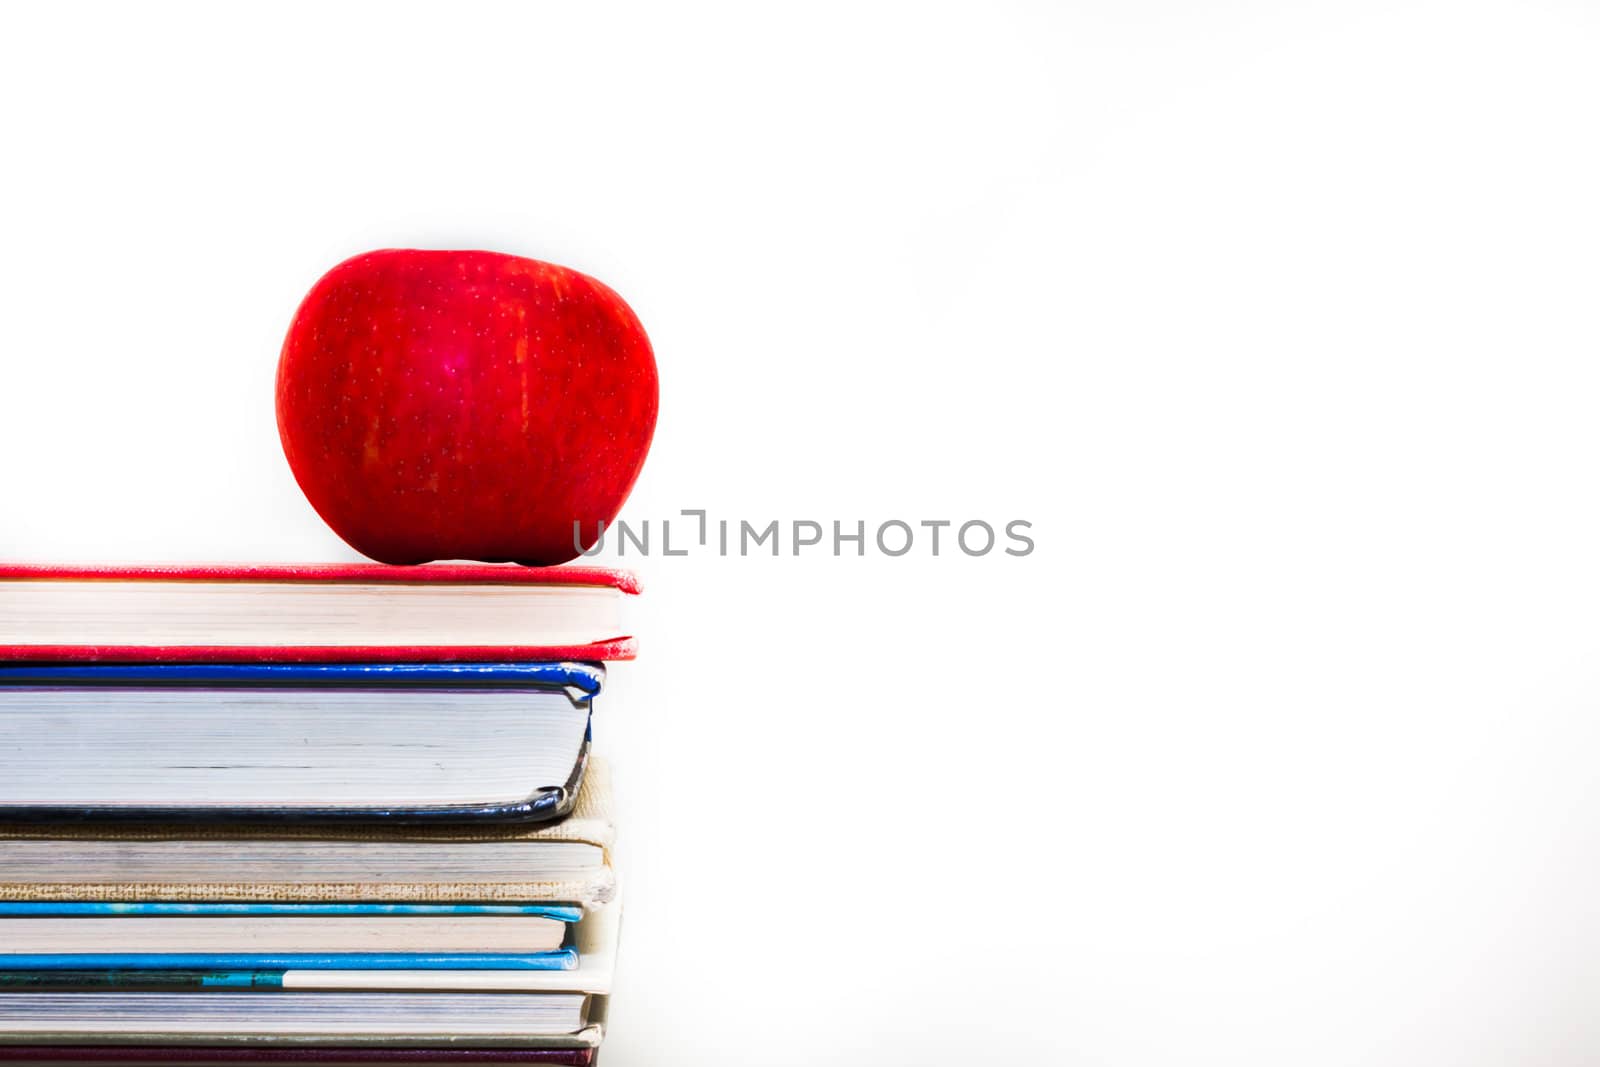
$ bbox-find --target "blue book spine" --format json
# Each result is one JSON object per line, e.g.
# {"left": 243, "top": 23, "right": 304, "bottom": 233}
{"left": 0, "top": 661, "right": 605, "bottom": 696}
{"left": 0, "top": 902, "right": 582, "bottom": 923}
{"left": 0, "top": 949, "right": 579, "bottom": 971}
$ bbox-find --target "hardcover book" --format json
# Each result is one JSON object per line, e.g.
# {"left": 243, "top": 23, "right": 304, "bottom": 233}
{"left": 0, "top": 760, "right": 617, "bottom": 906}
{"left": 0, "top": 564, "right": 638, "bottom": 663}
{"left": 0, "top": 663, "right": 603, "bottom": 824}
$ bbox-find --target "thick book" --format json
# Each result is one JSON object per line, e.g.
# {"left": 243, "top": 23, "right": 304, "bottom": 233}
{"left": 0, "top": 663, "right": 602, "bottom": 824}
{"left": 0, "top": 760, "right": 617, "bottom": 906}
{"left": 0, "top": 564, "right": 638, "bottom": 663}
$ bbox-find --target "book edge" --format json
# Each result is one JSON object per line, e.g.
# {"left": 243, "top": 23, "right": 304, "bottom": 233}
{"left": 0, "top": 564, "right": 641, "bottom": 595}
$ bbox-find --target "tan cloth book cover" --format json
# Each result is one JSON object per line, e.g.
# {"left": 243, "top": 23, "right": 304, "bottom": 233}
{"left": 0, "top": 760, "right": 616, "bottom": 905}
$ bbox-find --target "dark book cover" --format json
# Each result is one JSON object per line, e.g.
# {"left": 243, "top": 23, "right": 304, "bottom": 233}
{"left": 0, "top": 1048, "right": 593, "bottom": 1065}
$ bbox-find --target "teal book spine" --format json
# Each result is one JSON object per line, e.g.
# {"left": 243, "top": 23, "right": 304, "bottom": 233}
{"left": 0, "top": 970, "right": 286, "bottom": 990}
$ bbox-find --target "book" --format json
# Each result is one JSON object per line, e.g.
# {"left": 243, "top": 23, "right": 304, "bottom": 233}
{"left": 0, "top": 760, "right": 617, "bottom": 905}
{"left": 0, "top": 954, "right": 577, "bottom": 973}
{"left": 0, "top": 992, "right": 592, "bottom": 1039}
{"left": 0, "top": 564, "right": 638, "bottom": 663}
{"left": 0, "top": 1048, "right": 597, "bottom": 1064}
{"left": 0, "top": 915, "right": 566, "bottom": 953}
{"left": 0, "top": 901, "right": 619, "bottom": 993}
{"left": 0, "top": 663, "right": 602, "bottom": 824}
{"left": 0, "top": 905, "right": 583, "bottom": 919}
{"left": 0, "top": 921, "right": 566, "bottom": 963}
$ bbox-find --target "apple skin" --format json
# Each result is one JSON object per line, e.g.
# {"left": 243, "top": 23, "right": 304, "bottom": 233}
{"left": 275, "top": 249, "right": 658, "bottom": 565}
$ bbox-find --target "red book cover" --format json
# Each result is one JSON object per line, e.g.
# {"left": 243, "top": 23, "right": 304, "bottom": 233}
{"left": 0, "top": 563, "right": 639, "bottom": 664}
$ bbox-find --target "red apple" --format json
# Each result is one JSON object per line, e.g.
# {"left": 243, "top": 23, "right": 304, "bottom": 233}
{"left": 275, "top": 249, "right": 658, "bottom": 565}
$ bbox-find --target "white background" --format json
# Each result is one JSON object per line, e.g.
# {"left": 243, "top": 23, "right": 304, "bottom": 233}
{"left": 3, "top": 2, "right": 1599, "bottom": 1064}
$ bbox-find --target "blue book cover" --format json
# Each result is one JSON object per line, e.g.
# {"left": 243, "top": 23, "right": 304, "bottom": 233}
{"left": 0, "top": 661, "right": 604, "bottom": 696}
{"left": 0, "top": 662, "right": 600, "bottom": 826}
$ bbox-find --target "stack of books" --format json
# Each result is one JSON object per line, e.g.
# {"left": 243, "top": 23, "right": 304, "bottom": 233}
{"left": 0, "top": 562, "right": 639, "bottom": 1066}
